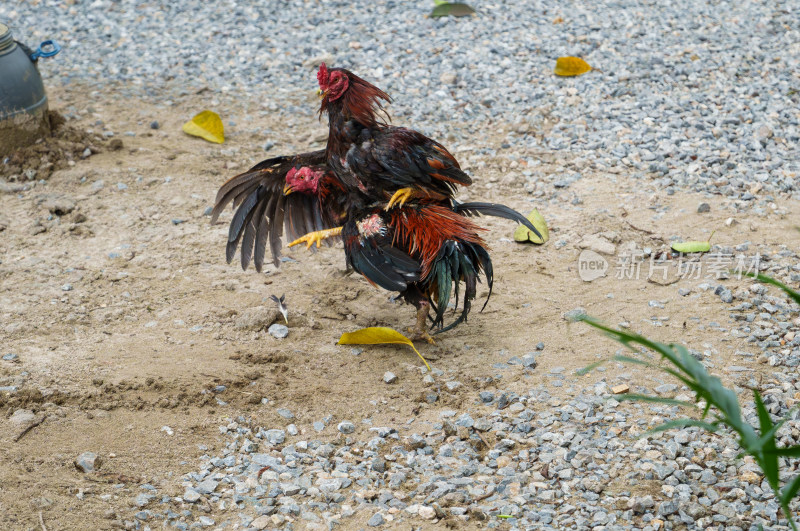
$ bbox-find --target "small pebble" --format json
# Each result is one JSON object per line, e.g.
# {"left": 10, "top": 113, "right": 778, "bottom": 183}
{"left": 268, "top": 324, "right": 289, "bottom": 338}
{"left": 75, "top": 452, "right": 101, "bottom": 473}
{"left": 337, "top": 421, "right": 355, "bottom": 434}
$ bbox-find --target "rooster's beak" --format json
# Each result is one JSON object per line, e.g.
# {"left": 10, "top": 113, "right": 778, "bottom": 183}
{"left": 283, "top": 184, "right": 294, "bottom": 196}
{"left": 317, "top": 89, "right": 328, "bottom": 100}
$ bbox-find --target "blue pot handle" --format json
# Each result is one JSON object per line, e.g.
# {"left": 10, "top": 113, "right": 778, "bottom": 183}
{"left": 30, "top": 40, "right": 61, "bottom": 61}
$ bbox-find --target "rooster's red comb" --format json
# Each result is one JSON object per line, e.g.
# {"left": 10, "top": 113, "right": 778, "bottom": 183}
{"left": 317, "top": 63, "right": 329, "bottom": 89}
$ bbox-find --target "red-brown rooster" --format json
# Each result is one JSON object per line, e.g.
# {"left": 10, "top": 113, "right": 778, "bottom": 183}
{"left": 319, "top": 64, "right": 468, "bottom": 202}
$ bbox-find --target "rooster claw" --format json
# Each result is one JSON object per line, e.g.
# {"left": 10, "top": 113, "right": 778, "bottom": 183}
{"left": 385, "top": 188, "right": 415, "bottom": 210}
{"left": 288, "top": 233, "right": 324, "bottom": 250}
{"left": 287, "top": 227, "right": 343, "bottom": 250}
{"left": 407, "top": 327, "right": 436, "bottom": 345}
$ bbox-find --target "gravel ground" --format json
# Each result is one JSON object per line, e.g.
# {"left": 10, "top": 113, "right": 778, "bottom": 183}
{"left": 4, "top": 0, "right": 799, "bottom": 201}
{"left": 3, "top": 1, "right": 800, "bottom": 530}
{"left": 119, "top": 248, "right": 800, "bottom": 531}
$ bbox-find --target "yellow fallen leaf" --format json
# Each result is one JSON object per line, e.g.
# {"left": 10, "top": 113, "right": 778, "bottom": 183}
{"left": 554, "top": 56, "right": 592, "bottom": 77}
{"left": 513, "top": 208, "right": 549, "bottom": 245}
{"left": 337, "top": 327, "right": 431, "bottom": 371}
{"left": 182, "top": 110, "right": 225, "bottom": 144}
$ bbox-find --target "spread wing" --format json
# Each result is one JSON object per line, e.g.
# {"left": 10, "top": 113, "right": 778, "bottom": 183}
{"left": 211, "top": 150, "right": 341, "bottom": 272}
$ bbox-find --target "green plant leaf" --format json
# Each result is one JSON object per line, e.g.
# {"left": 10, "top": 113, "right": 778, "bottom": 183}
{"left": 617, "top": 394, "right": 697, "bottom": 408}
{"left": 782, "top": 474, "right": 800, "bottom": 508}
{"left": 577, "top": 292, "right": 800, "bottom": 531}
{"left": 611, "top": 354, "right": 654, "bottom": 367}
{"left": 430, "top": 2, "right": 476, "bottom": 17}
{"left": 671, "top": 231, "right": 715, "bottom": 253}
{"left": 757, "top": 416, "right": 791, "bottom": 450}
{"left": 576, "top": 360, "right": 606, "bottom": 376}
{"left": 646, "top": 418, "right": 720, "bottom": 435}
{"left": 743, "top": 272, "right": 800, "bottom": 305}
{"left": 754, "top": 390, "right": 780, "bottom": 488}
{"left": 765, "top": 446, "right": 800, "bottom": 458}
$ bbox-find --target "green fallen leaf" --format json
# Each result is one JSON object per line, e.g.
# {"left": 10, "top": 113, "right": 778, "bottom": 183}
{"left": 671, "top": 231, "right": 714, "bottom": 253}
{"left": 337, "top": 327, "right": 430, "bottom": 371}
{"left": 430, "top": 2, "right": 476, "bottom": 17}
{"left": 671, "top": 241, "right": 710, "bottom": 253}
{"left": 513, "top": 208, "right": 549, "bottom": 244}
{"left": 182, "top": 110, "right": 225, "bottom": 144}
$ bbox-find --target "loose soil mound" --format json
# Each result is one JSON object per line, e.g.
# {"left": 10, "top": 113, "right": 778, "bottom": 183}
{"left": 1, "top": 110, "right": 113, "bottom": 181}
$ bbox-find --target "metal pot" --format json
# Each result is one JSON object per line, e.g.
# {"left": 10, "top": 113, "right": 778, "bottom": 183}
{"left": 0, "top": 23, "right": 60, "bottom": 157}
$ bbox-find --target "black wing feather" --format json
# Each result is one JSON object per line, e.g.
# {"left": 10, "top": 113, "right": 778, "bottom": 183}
{"left": 343, "top": 220, "right": 421, "bottom": 292}
{"left": 212, "top": 150, "right": 341, "bottom": 269}
{"left": 225, "top": 189, "right": 260, "bottom": 263}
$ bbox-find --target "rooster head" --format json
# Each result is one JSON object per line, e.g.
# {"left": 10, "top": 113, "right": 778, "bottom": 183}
{"left": 317, "top": 63, "right": 349, "bottom": 102}
{"left": 316, "top": 64, "right": 392, "bottom": 127}
{"left": 284, "top": 166, "right": 325, "bottom": 195}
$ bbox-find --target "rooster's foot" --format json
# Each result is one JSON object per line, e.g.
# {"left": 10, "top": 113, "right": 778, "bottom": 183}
{"left": 386, "top": 188, "right": 415, "bottom": 210}
{"left": 408, "top": 301, "right": 435, "bottom": 343}
{"left": 407, "top": 326, "right": 436, "bottom": 344}
{"left": 288, "top": 227, "right": 343, "bottom": 249}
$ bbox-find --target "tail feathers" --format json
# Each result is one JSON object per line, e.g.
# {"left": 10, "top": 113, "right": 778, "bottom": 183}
{"left": 453, "top": 201, "right": 541, "bottom": 239}
{"left": 428, "top": 240, "right": 493, "bottom": 334}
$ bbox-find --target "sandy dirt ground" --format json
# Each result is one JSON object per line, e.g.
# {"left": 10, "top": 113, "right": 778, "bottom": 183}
{"left": 1, "top": 86, "right": 799, "bottom": 530}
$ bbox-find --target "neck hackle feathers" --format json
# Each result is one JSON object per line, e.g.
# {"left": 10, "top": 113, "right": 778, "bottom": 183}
{"left": 317, "top": 63, "right": 392, "bottom": 128}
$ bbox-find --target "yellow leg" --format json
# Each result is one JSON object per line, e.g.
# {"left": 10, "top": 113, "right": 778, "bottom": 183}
{"left": 385, "top": 188, "right": 415, "bottom": 210}
{"left": 287, "top": 227, "right": 343, "bottom": 249}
